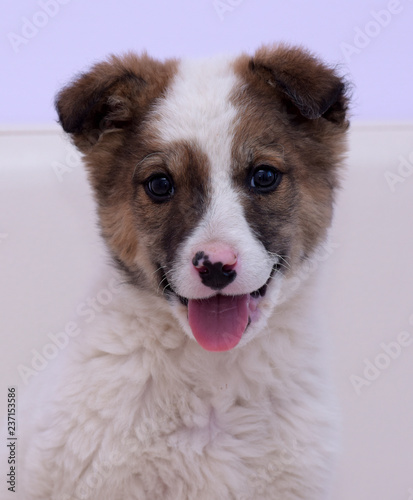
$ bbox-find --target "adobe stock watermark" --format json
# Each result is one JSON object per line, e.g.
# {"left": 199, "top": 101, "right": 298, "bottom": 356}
{"left": 253, "top": 439, "right": 305, "bottom": 493}
{"left": 340, "top": 0, "right": 409, "bottom": 63}
{"left": 52, "top": 121, "right": 116, "bottom": 181}
{"left": 17, "top": 277, "right": 121, "bottom": 385}
{"left": 51, "top": 143, "right": 82, "bottom": 182}
{"left": 54, "top": 437, "right": 135, "bottom": 500}
{"left": 53, "top": 443, "right": 129, "bottom": 500}
{"left": 51, "top": 117, "right": 114, "bottom": 182}
{"left": 350, "top": 314, "right": 413, "bottom": 396}
{"left": 384, "top": 150, "right": 413, "bottom": 192}
{"left": 277, "top": 240, "right": 340, "bottom": 303}
{"left": 56, "top": 434, "right": 305, "bottom": 499}
{"left": 213, "top": 0, "right": 245, "bottom": 22}
{"left": 238, "top": 439, "right": 306, "bottom": 499}
{"left": 54, "top": 396, "right": 188, "bottom": 500}
{"left": 7, "top": 0, "right": 72, "bottom": 54}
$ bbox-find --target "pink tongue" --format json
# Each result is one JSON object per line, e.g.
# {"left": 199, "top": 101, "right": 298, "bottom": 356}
{"left": 188, "top": 294, "right": 249, "bottom": 352}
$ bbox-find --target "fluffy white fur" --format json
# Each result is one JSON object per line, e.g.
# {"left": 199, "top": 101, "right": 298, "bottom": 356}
{"left": 19, "top": 267, "right": 338, "bottom": 500}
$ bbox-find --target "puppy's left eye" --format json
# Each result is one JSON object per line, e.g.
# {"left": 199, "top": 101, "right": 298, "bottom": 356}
{"left": 145, "top": 174, "right": 174, "bottom": 202}
{"left": 250, "top": 166, "right": 282, "bottom": 193}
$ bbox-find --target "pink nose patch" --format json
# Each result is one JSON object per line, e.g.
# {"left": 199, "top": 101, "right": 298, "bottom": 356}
{"left": 192, "top": 244, "right": 237, "bottom": 271}
{"left": 192, "top": 245, "right": 239, "bottom": 291}
{"left": 188, "top": 294, "right": 249, "bottom": 351}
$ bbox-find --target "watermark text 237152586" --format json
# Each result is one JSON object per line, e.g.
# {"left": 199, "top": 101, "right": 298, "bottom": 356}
{"left": 6, "top": 387, "right": 17, "bottom": 493}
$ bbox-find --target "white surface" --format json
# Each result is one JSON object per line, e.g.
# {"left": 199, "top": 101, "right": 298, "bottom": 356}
{"left": 0, "top": 123, "right": 413, "bottom": 498}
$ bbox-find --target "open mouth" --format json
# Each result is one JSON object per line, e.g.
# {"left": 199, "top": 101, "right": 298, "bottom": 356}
{"left": 161, "top": 267, "right": 274, "bottom": 352}
{"left": 187, "top": 291, "right": 264, "bottom": 352}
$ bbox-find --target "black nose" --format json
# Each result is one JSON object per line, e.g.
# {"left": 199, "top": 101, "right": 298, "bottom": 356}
{"left": 196, "top": 260, "right": 237, "bottom": 291}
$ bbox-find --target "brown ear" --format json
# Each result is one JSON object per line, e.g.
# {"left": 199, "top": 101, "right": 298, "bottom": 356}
{"left": 55, "top": 53, "right": 177, "bottom": 152}
{"left": 249, "top": 44, "right": 349, "bottom": 124}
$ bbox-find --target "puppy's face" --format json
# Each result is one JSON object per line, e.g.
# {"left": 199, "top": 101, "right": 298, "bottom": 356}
{"left": 56, "top": 45, "right": 349, "bottom": 352}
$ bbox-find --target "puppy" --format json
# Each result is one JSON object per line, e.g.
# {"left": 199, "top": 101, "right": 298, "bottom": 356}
{"left": 19, "top": 44, "right": 349, "bottom": 499}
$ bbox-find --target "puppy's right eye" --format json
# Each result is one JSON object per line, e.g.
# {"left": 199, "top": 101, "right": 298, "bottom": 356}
{"left": 145, "top": 174, "right": 174, "bottom": 203}
{"left": 249, "top": 165, "right": 282, "bottom": 194}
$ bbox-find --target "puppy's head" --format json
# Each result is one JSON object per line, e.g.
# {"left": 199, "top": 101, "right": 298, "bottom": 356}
{"left": 56, "top": 45, "right": 349, "bottom": 352}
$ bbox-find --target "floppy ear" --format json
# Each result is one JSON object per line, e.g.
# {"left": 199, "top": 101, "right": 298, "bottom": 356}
{"left": 249, "top": 44, "right": 349, "bottom": 124}
{"left": 55, "top": 53, "right": 177, "bottom": 152}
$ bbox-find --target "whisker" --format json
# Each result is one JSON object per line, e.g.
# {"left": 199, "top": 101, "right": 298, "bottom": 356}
{"left": 157, "top": 272, "right": 175, "bottom": 295}
{"left": 267, "top": 252, "right": 291, "bottom": 270}
{"left": 152, "top": 266, "right": 163, "bottom": 276}
{"left": 157, "top": 276, "right": 168, "bottom": 293}
{"left": 152, "top": 266, "right": 173, "bottom": 277}
{"left": 275, "top": 263, "right": 289, "bottom": 271}
{"left": 152, "top": 266, "right": 173, "bottom": 280}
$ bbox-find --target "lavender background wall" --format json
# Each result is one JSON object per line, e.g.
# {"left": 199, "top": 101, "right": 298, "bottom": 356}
{"left": 1, "top": 0, "right": 412, "bottom": 125}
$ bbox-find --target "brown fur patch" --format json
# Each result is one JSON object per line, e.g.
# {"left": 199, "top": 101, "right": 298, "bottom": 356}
{"left": 56, "top": 53, "right": 178, "bottom": 152}
{"left": 130, "top": 140, "right": 211, "bottom": 271}
{"left": 55, "top": 54, "right": 179, "bottom": 281}
{"left": 232, "top": 45, "right": 349, "bottom": 270}
{"left": 88, "top": 133, "right": 211, "bottom": 291}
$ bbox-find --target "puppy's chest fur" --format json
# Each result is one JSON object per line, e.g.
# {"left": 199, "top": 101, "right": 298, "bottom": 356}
{"left": 30, "top": 285, "right": 331, "bottom": 500}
